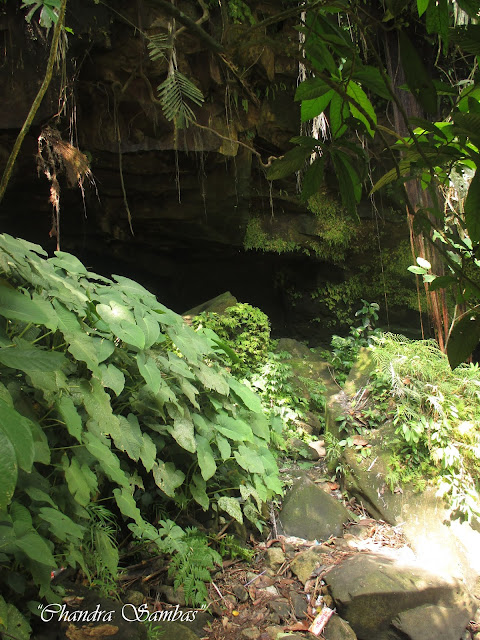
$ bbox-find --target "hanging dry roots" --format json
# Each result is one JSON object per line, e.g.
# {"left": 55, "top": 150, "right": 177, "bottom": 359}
{"left": 37, "top": 126, "right": 91, "bottom": 248}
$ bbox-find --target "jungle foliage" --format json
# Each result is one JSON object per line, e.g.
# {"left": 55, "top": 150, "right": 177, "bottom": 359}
{"left": 0, "top": 234, "right": 282, "bottom": 635}
{"left": 266, "top": 0, "right": 480, "bottom": 367}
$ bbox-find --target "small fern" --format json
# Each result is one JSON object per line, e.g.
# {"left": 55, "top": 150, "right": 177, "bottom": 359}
{"left": 218, "top": 534, "right": 255, "bottom": 562}
{"left": 147, "top": 33, "right": 172, "bottom": 61}
{"left": 168, "top": 528, "right": 221, "bottom": 606}
{"left": 157, "top": 70, "right": 204, "bottom": 128}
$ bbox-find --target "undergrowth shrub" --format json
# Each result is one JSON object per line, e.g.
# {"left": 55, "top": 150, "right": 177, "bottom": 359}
{"left": 0, "top": 235, "right": 282, "bottom": 635}
{"left": 192, "top": 303, "right": 270, "bottom": 376}
{"left": 371, "top": 333, "right": 480, "bottom": 521}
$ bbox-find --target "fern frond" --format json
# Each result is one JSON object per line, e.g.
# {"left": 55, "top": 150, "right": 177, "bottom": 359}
{"left": 157, "top": 70, "right": 204, "bottom": 128}
{"left": 147, "top": 33, "right": 171, "bottom": 61}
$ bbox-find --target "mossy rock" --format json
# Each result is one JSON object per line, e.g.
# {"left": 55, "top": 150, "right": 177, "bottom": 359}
{"left": 182, "top": 292, "right": 237, "bottom": 318}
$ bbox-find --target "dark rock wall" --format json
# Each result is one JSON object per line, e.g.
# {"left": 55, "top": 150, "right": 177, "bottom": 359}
{"left": 0, "top": 0, "right": 425, "bottom": 342}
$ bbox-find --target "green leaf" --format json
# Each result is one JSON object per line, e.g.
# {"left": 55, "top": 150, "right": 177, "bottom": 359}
{"left": 109, "top": 320, "right": 146, "bottom": 350}
{"left": 215, "top": 434, "right": 231, "bottom": 460}
{"left": 97, "top": 363, "right": 125, "bottom": 396}
{"left": 194, "top": 361, "right": 229, "bottom": 395}
{"left": 408, "top": 266, "right": 427, "bottom": 275}
{"left": 0, "top": 399, "right": 35, "bottom": 472}
{"left": 190, "top": 474, "right": 209, "bottom": 510}
{"left": 425, "top": 0, "right": 449, "bottom": 44}
{"left": 15, "top": 530, "right": 55, "bottom": 567}
{"left": 113, "top": 487, "right": 144, "bottom": 526}
{"left": 168, "top": 411, "right": 196, "bottom": 453}
{"left": 429, "top": 275, "right": 457, "bottom": 291}
{"left": 152, "top": 461, "right": 185, "bottom": 497}
{"left": 51, "top": 251, "right": 88, "bottom": 275}
{"left": 83, "top": 432, "right": 130, "bottom": 488}
{"left": 24, "top": 487, "right": 55, "bottom": 507}
{"left": 56, "top": 395, "right": 83, "bottom": 442}
{"left": 455, "top": 0, "right": 480, "bottom": 17}
{"left": 399, "top": 31, "right": 437, "bottom": 113}
{"left": 64, "top": 457, "right": 97, "bottom": 506}
{"left": 301, "top": 90, "right": 334, "bottom": 123}
{"left": 295, "top": 77, "right": 331, "bottom": 101}
{"left": 0, "top": 431, "right": 17, "bottom": 510}
{"left": 217, "top": 496, "right": 243, "bottom": 523}
{"left": 346, "top": 81, "right": 377, "bottom": 137}
{"left": 116, "top": 414, "right": 144, "bottom": 461}
{"left": 3, "top": 603, "right": 31, "bottom": 640}
{"left": 38, "top": 508, "right": 85, "bottom": 541}
{"left": 0, "top": 346, "right": 66, "bottom": 372}
{"left": 234, "top": 444, "right": 265, "bottom": 474}
{"left": 137, "top": 352, "right": 162, "bottom": 394}
{"left": 301, "top": 157, "right": 325, "bottom": 201}
{"left": 228, "top": 377, "right": 263, "bottom": 413}
{"left": 0, "top": 286, "right": 56, "bottom": 328}
{"left": 67, "top": 334, "right": 114, "bottom": 371}
{"left": 196, "top": 435, "right": 217, "bottom": 481}
{"left": 332, "top": 151, "right": 360, "bottom": 216}
{"left": 139, "top": 432, "right": 157, "bottom": 472}
{"left": 216, "top": 412, "right": 254, "bottom": 442}
{"left": 417, "top": 0, "right": 429, "bottom": 17}
{"left": 329, "top": 92, "right": 349, "bottom": 138}
{"left": 266, "top": 146, "right": 313, "bottom": 180}
{"left": 352, "top": 65, "right": 390, "bottom": 100}
{"left": 447, "top": 309, "right": 480, "bottom": 368}
{"left": 464, "top": 171, "right": 480, "bottom": 243}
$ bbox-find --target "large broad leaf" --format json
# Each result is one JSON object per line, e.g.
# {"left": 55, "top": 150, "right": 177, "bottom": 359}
{"left": 425, "top": 0, "right": 449, "bottom": 44}
{"left": 137, "top": 352, "right": 163, "bottom": 394}
{"left": 234, "top": 444, "right": 265, "bottom": 474}
{"left": 190, "top": 474, "right": 209, "bottom": 510}
{"left": 115, "top": 414, "right": 144, "bottom": 461}
{"left": 0, "top": 346, "right": 66, "bottom": 373}
{"left": 196, "top": 435, "right": 217, "bottom": 481}
{"left": 217, "top": 496, "right": 243, "bottom": 523}
{"left": 194, "top": 361, "right": 229, "bottom": 395}
{"left": 229, "top": 378, "right": 263, "bottom": 413}
{"left": 451, "top": 24, "right": 480, "bottom": 56}
{"left": 113, "top": 487, "right": 144, "bottom": 526}
{"left": 83, "top": 432, "right": 130, "bottom": 488}
{"left": 447, "top": 309, "right": 480, "bottom": 369}
{"left": 346, "top": 81, "right": 377, "bottom": 137}
{"left": 0, "top": 286, "right": 56, "bottom": 328}
{"left": 152, "top": 460, "right": 185, "bottom": 497}
{"left": 64, "top": 456, "right": 97, "bottom": 506}
{"left": 329, "top": 92, "right": 349, "bottom": 139}
{"left": 56, "top": 395, "right": 83, "bottom": 442}
{"left": 266, "top": 146, "right": 313, "bottom": 180}
{"left": 216, "top": 412, "right": 253, "bottom": 442}
{"left": 301, "top": 90, "right": 334, "bottom": 123}
{"left": 15, "top": 529, "right": 55, "bottom": 567}
{"left": 464, "top": 171, "right": 480, "bottom": 243}
{"left": 352, "top": 65, "right": 390, "bottom": 100}
{"left": 0, "top": 431, "right": 17, "bottom": 510}
{"left": 0, "top": 399, "right": 34, "bottom": 472}
{"left": 301, "top": 157, "right": 325, "bottom": 201}
{"left": 67, "top": 334, "right": 114, "bottom": 370}
{"left": 418, "top": 0, "right": 430, "bottom": 18}
{"left": 97, "top": 363, "right": 125, "bottom": 396}
{"left": 139, "top": 432, "right": 157, "bottom": 472}
{"left": 51, "top": 251, "right": 88, "bottom": 275}
{"left": 399, "top": 31, "right": 437, "bottom": 113}
{"left": 168, "top": 412, "right": 196, "bottom": 453}
{"left": 332, "top": 151, "right": 360, "bottom": 216}
{"left": 215, "top": 434, "right": 231, "bottom": 460}
{"left": 294, "top": 77, "right": 331, "bottom": 101}
{"left": 38, "top": 508, "right": 85, "bottom": 541}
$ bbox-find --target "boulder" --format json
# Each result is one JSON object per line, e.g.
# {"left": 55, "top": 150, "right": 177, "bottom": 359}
{"left": 182, "top": 292, "right": 237, "bottom": 319}
{"left": 326, "top": 553, "right": 473, "bottom": 640}
{"left": 279, "top": 478, "right": 352, "bottom": 542}
{"left": 323, "top": 614, "right": 357, "bottom": 640}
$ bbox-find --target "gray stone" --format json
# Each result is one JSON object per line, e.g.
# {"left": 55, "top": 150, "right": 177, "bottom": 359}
{"left": 151, "top": 620, "right": 202, "bottom": 640}
{"left": 279, "top": 478, "right": 352, "bottom": 541}
{"left": 392, "top": 604, "right": 472, "bottom": 640}
{"left": 268, "top": 598, "right": 290, "bottom": 620}
{"left": 323, "top": 614, "right": 357, "bottom": 640}
{"left": 343, "top": 347, "right": 376, "bottom": 397}
{"left": 289, "top": 591, "right": 307, "bottom": 619}
{"left": 326, "top": 553, "right": 472, "bottom": 640}
{"left": 241, "top": 628, "right": 261, "bottom": 640}
{"left": 264, "top": 547, "right": 286, "bottom": 569}
{"left": 290, "top": 545, "right": 332, "bottom": 584}
{"left": 232, "top": 583, "right": 249, "bottom": 602}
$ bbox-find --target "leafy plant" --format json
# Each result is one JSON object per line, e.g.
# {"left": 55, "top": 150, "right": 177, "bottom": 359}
{"left": 0, "top": 234, "right": 282, "bottom": 633}
{"left": 168, "top": 528, "right": 221, "bottom": 606}
{"left": 193, "top": 303, "right": 271, "bottom": 377}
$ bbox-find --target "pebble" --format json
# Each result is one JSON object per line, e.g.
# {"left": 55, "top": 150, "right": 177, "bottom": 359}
{"left": 232, "top": 583, "right": 249, "bottom": 602}
{"left": 264, "top": 625, "right": 284, "bottom": 639}
{"left": 289, "top": 590, "right": 307, "bottom": 619}
{"left": 268, "top": 598, "right": 291, "bottom": 620}
{"left": 241, "top": 627, "right": 261, "bottom": 640}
